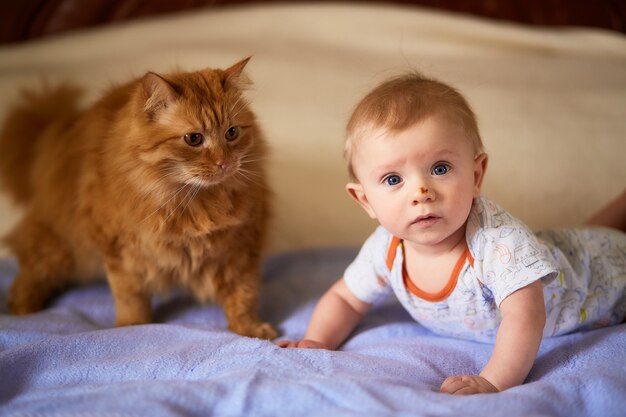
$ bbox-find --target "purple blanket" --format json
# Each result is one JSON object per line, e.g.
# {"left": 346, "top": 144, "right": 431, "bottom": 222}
{"left": 1, "top": 249, "right": 624, "bottom": 417}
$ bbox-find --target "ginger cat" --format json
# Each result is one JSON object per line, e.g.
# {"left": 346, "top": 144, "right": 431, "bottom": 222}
{"left": 0, "top": 58, "right": 277, "bottom": 339}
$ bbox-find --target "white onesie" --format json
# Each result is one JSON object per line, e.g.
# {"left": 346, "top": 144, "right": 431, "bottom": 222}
{"left": 343, "top": 197, "right": 626, "bottom": 342}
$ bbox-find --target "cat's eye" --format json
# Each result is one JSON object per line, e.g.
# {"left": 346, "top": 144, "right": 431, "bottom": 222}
{"left": 184, "top": 132, "right": 204, "bottom": 147}
{"left": 225, "top": 126, "right": 240, "bottom": 142}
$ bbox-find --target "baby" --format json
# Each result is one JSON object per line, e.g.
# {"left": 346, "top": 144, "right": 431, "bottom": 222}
{"left": 278, "top": 72, "right": 626, "bottom": 394}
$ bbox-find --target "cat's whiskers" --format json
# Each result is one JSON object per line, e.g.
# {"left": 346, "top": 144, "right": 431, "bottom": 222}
{"left": 230, "top": 168, "right": 254, "bottom": 187}
{"left": 230, "top": 151, "right": 266, "bottom": 187}
{"left": 140, "top": 181, "right": 189, "bottom": 224}
{"left": 161, "top": 183, "right": 197, "bottom": 226}
{"left": 239, "top": 156, "right": 267, "bottom": 164}
{"left": 181, "top": 183, "right": 202, "bottom": 216}
{"left": 237, "top": 166, "right": 263, "bottom": 178}
{"left": 140, "top": 166, "right": 184, "bottom": 197}
{"left": 239, "top": 151, "right": 268, "bottom": 164}
{"left": 233, "top": 169, "right": 264, "bottom": 187}
{"left": 141, "top": 168, "right": 182, "bottom": 196}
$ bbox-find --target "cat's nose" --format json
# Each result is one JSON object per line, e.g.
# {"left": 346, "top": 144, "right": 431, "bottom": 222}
{"left": 216, "top": 160, "right": 227, "bottom": 170}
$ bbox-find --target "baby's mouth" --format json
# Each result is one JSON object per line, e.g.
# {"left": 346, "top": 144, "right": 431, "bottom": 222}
{"left": 411, "top": 214, "right": 441, "bottom": 227}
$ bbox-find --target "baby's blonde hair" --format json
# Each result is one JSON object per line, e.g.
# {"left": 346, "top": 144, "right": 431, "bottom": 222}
{"left": 345, "top": 72, "right": 484, "bottom": 180}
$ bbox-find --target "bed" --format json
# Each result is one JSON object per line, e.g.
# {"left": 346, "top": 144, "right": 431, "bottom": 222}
{"left": 0, "top": 2, "right": 625, "bottom": 416}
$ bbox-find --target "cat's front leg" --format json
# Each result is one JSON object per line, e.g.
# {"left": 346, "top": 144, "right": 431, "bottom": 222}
{"left": 214, "top": 272, "right": 277, "bottom": 340}
{"left": 105, "top": 261, "right": 152, "bottom": 326}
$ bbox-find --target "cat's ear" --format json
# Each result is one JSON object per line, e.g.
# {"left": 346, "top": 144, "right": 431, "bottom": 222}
{"left": 221, "top": 57, "right": 252, "bottom": 90}
{"left": 141, "top": 72, "right": 177, "bottom": 116}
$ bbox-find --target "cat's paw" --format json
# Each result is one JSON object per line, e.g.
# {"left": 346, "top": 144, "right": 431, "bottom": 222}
{"left": 114, "top": 308, "right": 152, "bottom": 327}
{"left": 254, "top": 322, "right": 279, "bottom": 340}
{"left": 232, "top": 321, "right": 279, "bottom": 340}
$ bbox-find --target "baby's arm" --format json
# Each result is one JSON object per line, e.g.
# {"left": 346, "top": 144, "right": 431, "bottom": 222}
{"left": 440, "top": 280, "right": 546, "bottom": 394}
{"left": 277, "top": 278, "right": 372, "bottom": 350}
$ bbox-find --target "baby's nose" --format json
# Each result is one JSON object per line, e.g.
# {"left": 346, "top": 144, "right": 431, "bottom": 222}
{"left": 411, "top": 186, "right": 434, "bottom": 205}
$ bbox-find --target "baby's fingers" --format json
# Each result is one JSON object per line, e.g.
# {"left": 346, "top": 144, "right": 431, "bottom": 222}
{"left": 440, "top": 376, "right": 472, "bottom": 394}
{"left": 440, "top": 375, "right": 499, "bottom": 395}
{"left": 275, "top": 339, "right": 331, "bottom": 349}
{"left": 276, "top": 340, "right": 300, "bottom": 348}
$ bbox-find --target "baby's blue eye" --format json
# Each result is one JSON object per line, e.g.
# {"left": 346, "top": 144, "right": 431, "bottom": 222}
{"left": 384, "top": 175, "right": 402, "bottom": 186}
{"left": 432, "top": 164, "right": 449, "bottom": 176}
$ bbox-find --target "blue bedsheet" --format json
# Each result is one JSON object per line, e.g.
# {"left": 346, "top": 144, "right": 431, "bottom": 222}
{"left": 0, "top": 249, "right": 624, "bottom": 417}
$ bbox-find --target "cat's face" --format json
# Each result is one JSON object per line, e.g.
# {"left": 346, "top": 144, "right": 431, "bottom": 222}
{"left": 133, "top": 59, "right": 261, "bottom": 189}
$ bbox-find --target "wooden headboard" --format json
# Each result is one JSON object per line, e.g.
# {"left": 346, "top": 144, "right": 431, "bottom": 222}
{"left": 1, "top": 0, "right": 624, "bottom": 44}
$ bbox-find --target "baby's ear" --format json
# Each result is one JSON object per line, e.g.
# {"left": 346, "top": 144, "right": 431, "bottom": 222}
{"left": 346, "top": 183, "right": 377, "bottom": 219}
{"left": 473, "top": 153, "right": 489, "bottom": 197}
{"left": 141, "top": 72, "right": 177, "bottom": 117}
{"left": 221, "top": 57, "right": 252, "bottom": 90}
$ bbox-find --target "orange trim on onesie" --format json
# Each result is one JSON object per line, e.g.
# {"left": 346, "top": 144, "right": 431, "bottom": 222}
{"left": 385, "top": 237, "right": 401, "bottom": 271}
{"left": 386, "top": 236, "right": 473, "bottom": 302}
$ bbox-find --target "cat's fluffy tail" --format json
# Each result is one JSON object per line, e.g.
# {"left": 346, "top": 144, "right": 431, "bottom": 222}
{"left": 0, "top": 83, "right": 82, "bottom": 205}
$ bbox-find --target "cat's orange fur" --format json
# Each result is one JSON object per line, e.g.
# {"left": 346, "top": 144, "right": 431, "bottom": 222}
{"left": 0, "top": 58, "right": 277, "bottom": 339}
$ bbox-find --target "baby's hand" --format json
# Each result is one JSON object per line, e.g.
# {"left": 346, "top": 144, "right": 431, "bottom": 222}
{"left": 276, "top": 339, "right": 331, "bottom": 349}
{"left": 439, "top": 375, "right": 499, "bottom": 395}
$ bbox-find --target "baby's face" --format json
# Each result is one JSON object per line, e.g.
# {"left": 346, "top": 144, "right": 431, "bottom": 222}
{"left": 350, "top": 116, "right": 485, "bottom": 251}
